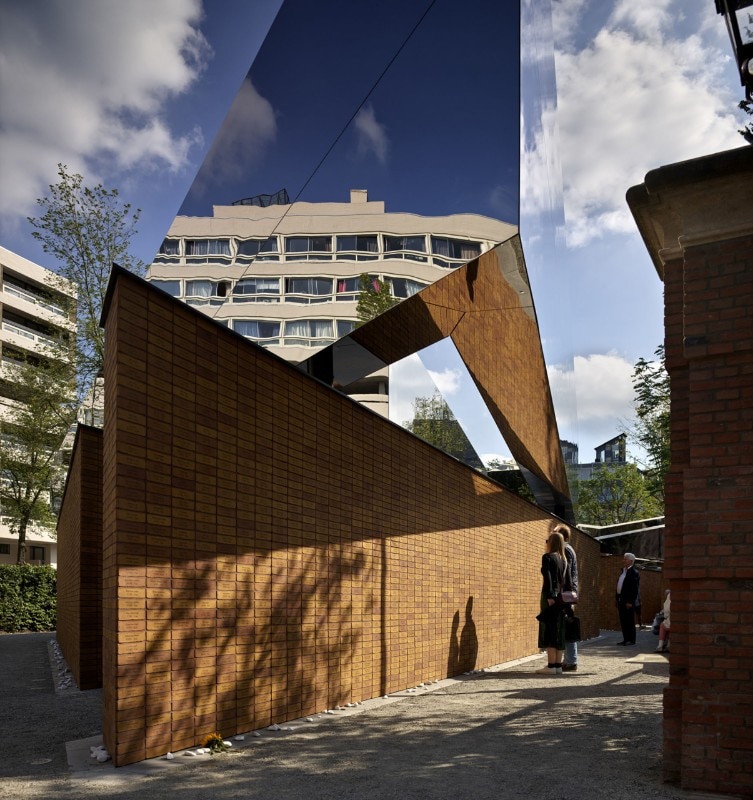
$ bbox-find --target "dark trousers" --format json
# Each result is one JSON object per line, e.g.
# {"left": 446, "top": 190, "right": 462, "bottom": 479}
{"left": 617, "top": 598, "right": 636, "bottom": 643}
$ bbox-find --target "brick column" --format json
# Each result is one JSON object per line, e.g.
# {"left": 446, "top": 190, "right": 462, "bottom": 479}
{"left": 628, "top": 146, "right": 753, "bottom": 798}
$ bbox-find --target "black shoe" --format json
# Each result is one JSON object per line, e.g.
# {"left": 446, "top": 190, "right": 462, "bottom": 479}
{"left": 617, "top": 641, "right": 627, "bottom": 645}
{"left": 562, "top": 664, "right": 578, "bottom": 672}
{"left": 625, "top": 641, "right": 636, "bottom": 646}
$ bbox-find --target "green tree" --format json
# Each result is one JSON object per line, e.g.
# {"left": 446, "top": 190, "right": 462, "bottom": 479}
{"left": 739, "top": 99, "right": 753, "bottom": 145}
{"left": 0, "top": 353, "right": 76, "bottom": 563}
{"left": 576, "top": 463, "right": 661, "bottom": 526}
{"left": 27, "top": 164, "right": 145, "bottom": 402}
{"left": 355, "top": 273, "right": 398, "bottom": 325}
{"left": 403, "top": 391, "right": 476, "bottom": 463}
{"left": 630, "top": 345, "right": 670, "bottom": 504}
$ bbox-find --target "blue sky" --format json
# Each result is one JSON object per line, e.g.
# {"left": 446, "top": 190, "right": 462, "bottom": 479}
{"left": 0, "top": 0, "right": 746, "bottom": 464}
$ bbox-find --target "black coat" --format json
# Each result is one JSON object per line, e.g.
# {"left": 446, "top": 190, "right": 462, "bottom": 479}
{"left": 541, "top": 552, "right": 565, "bottom": 601}
{"left": 617, "top": 565, "right": 640, "bottom": 605}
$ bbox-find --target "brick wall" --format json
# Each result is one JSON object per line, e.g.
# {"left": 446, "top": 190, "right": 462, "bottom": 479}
{"left": 56, "top": 425, "right": 103, "bottom": 690}
{"left": 100, "top": 270, "right": 600, "bottom": 766}
{"left": 668, "top": 233, "right": 753, "bottom": 796}
{"left": 629, "top": 147, "right": 753, "bottom": 797}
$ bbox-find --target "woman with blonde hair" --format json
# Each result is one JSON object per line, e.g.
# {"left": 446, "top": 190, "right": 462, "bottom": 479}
{"left": 536, "top": 530, "right": 567, "bottom": 675}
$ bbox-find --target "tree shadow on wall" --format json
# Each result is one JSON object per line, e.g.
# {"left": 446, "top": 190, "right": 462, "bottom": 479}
{"left": 137, "top": 545, "right": 370, "bottom": 753}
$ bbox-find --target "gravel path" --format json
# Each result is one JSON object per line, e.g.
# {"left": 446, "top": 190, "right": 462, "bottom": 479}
{"left": 0, "top": 629, "right": 716, "bottom": 800}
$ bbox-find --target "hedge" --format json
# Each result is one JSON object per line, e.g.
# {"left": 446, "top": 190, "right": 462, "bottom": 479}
{"left": 0, "top": 564, "right": 57, "bottom": 632}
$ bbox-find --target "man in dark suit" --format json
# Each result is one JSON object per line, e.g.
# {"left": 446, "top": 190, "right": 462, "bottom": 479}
{"left": 616, "top": 552, "right": 640, "bottom": 645}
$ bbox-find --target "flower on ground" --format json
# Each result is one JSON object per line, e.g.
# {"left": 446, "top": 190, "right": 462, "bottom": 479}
{"left": 202, "top": 732, "right": 228, "bottom": 754}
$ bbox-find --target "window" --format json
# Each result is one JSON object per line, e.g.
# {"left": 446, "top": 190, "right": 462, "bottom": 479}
{"left": 284, "top": 236, "right": 333, "bottom": 260}
{"left": 232, "top": 278, "right": 280, "bottom": 302}
{"left": 0, "top": 543, "right": 9, "bottom": 555}
{"left": 158, "top": 239, "right": 180, "bottom": 256}
{"left": 234, "top": 320, "right": 281, "bottom": 342}
{"left": 430, "top": 237, "right": 481, "bottom": 267}
{"left": 185, "top": 280, "right": 230, "bottom": 305}
{"left": 236, "top": 238, "right": 279, "bottom": 261}
{"left": 389, "top": 278, "right": 426, "bottom": 298}
{"left": 336, "top": 276, "right": 362, "bottom": 301}
{"left": 285, "top": 277, "right": 333, "bottom": 303}
{"left": 29, "top": 546, "right": 45, "bottom": 564}
{"left": 150, "top": 280, "right": 181, "bottom": 297}
{"left": 283, "top": 319, "right": 334, "bottom": 346}
{"left": 335, "top": 235, "right": 379, "bottom": 260}
{"left": 383, "top": 235, "right": 428, "bottom": 262}
{"left": 337, "top": 320, "right": 356, "bottom": 338}
{"left": 185, "top": 239, "right": 232, "bottom": 263}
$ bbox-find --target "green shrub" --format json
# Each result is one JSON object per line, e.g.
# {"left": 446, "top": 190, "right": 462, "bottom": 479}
{"left": 0, "top": 564, "right": 57, "bottom": 632}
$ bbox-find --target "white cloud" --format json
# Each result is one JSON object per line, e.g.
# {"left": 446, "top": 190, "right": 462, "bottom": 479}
{"left": 551, "top": 0, "right": 742, "bottom": 247}
{"left": 389, "top": 355, "right": 459, "bottom": 427}
{"left": 548, "top": 351, "right": 635, "bottom": 457}
{"left": 353, "top": 105, "right": 389, "bottom": 165}
{"left": 0, "top": 0, "right": 209, "bottom": 220}
{"left": 427, "top": 367, "right": 462, "bottom": 396}
{"left": 197, "top": 78, "right": 277, "bottom": 188}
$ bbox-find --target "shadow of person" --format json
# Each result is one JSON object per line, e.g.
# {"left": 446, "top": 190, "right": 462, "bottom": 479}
{"left": 447, "top": 610, "right": 460, "bottom": 677}
{"left": 458, "top": 596, "right": 478, "bottom": 673}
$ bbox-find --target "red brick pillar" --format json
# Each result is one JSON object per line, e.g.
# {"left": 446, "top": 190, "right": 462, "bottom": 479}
{"left": 628, "top": 146, "right": 753, "bottom": 798}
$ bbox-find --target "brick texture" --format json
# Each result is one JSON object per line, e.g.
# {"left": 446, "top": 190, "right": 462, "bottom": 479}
{"left": 664, "top": 234, "right": 753, "bottom": 797}
{"left": 100, "top": 270, "right": 601, "bottom": 766}
{"left": 56, "top": 425, "right": 103, "bottom": 690}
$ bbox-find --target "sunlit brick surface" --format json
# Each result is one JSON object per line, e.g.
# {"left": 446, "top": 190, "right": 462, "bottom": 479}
{"left": 101, "top": 270, "right": 599, "bottom": 766}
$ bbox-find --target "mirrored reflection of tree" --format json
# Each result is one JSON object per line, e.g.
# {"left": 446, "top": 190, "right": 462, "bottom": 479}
{"left": 403, "top": 391, "right": 482, "bottom": 468}
{"left": 575, "top": 464, "right": 661, "bottom": 526}
{"left": 356, "top": 273, "right": 398, "bottom": 325}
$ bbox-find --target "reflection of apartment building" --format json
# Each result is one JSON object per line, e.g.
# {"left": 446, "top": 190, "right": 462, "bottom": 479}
{"left": 0, "top": 245, "right": 76, "bottom": 566}
{"left": 563, "top": 433, "right": 628, "bottom": 484}
{"left": 147, "top": 190, "right": 515, "bottom": 414}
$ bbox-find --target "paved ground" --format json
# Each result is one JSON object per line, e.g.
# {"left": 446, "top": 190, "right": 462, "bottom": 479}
{"left": 0, "top": 629, "right": 728, "bottom": 800}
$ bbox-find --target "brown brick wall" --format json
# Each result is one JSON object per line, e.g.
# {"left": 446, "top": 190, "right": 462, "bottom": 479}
{"left": 101, "top": 270, "right": 601, "bottom": 766}
{"left": 56, "top": 425, "right": 103, "bottom": 690}
{"left": 664, "top": 233, "right": 753, "bottom": 796}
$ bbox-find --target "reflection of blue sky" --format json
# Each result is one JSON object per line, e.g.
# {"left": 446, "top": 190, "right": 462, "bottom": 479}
{"left": 181, "top": 0, "right": 519, "bottom": 223}
{"left": 519, "top": 0, "right": 577, "bottom": 458}
{"left": 0, "top": 0, "right": 747, "bottom": 463}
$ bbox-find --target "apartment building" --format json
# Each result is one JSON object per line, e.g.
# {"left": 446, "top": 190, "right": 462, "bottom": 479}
{"left": 147, "top": 190, "right": 516, "bottom": 414}
{"left": 0, "top": 245, "right": 76, "bottom": 566}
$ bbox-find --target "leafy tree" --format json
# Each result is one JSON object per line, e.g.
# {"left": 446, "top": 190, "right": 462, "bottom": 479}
{"left": 484, "top": 457, "right": 511, "bottom": 470}
{"left": 739, "top": 99, "right": 753, "bottom": 145}
{"left": 403, "top": 391, "right": 478, "bottom": 464}
{"left": 0, "top": 352, "right": 76, "bottom": 562}
{"left": 27, "top": 164, "right": 145, "bottom": 402}
{"left": 576, "top": 463, "right": 662, "bottom": 526}
{"left": 630, "top": 345, "right": 670, "bottom": 504}
{"left": 356, "top": 273, "right": 398, "bottom": 325}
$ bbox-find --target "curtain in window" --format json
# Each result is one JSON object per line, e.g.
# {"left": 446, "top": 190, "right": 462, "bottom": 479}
{"left": 159, "top": 239, "right": 180, "bottom": 255}
{"left": 234, "top": 320, "right": 280, "bottom": 338}
{"left": 460, "top": 242, "right": 481, "bottom": 260}
{"left": 186, "top": 281, "right": 213, "bottom": 297}
{"left": 285, "top": 320, "right": 333, "bottom": 337}
{"left": 187, "top": 239, "right": 230, "bottom": 255}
